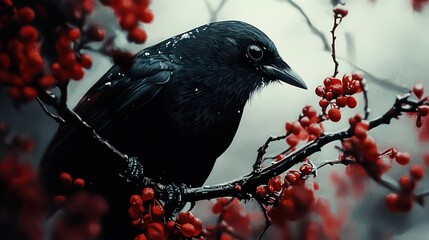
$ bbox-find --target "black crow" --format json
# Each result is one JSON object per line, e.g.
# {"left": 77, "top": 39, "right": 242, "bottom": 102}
{"left": 39, "top": 20, "right": 306, "bottom": 238}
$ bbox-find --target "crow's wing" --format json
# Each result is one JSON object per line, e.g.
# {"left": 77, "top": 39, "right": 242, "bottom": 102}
{"left": 74, "top": 54, "right": 174, "bottom": 131}
{"left": 40, "top": 54, "right": 175, "bottom": 172}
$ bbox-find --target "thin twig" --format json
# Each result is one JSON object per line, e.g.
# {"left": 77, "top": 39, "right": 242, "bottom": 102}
{"left": 36, "top": 97, "right": 65, "bottom": 123}
{"left": 342, "top": 59, "right": 410, "bottom": 93}
{"left": 330, "top": 15, "right": 342, "bottom": 77}
{"left": 361, "top": 80, "right": 370, "bottom": 120}
{"left": 254, "top": 134, "right": 287, "bottom": 171}
{"left": 256, "top": 201, "right": 271, "bottom": 240}
{"left": 205, "top": 0, "right": 228, "bottom": 22}
{"left": 284, "top": 0, "right": 330, "bottom": 51}
{"left": 37, "top": 90, "right": 129, "bottom": 160}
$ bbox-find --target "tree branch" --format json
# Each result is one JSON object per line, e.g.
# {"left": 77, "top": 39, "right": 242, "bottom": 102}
{"left": 179, "top": 93, "right": 425, "bottom": 203}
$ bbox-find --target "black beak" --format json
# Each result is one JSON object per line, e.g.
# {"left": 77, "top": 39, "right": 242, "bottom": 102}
{"left": 262, "top": 61, "right": 307, "bottom": 90}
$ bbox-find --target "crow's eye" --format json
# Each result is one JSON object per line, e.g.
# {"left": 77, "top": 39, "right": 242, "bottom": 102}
{"left": 247, "top": 44, "right": 263, "bottom": 61}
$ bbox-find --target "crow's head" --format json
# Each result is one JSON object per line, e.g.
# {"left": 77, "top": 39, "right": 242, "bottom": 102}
{"left": 152, "top": 20, "right": 306, "bottom": 111}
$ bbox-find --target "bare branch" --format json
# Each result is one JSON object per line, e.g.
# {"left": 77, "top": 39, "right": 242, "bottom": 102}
{"left": 205, "top": 0, "right": 228, "bottom": 22}
{"left": 36, "top": 98, "right": 65, "bottom": 123}
{"left": 178, "top": 93, "right": 425, "bottom": 203}
{"left": 283, "top": 0, "right": 330, "bottom": 51}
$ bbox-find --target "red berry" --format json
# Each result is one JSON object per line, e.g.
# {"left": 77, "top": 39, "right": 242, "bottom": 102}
{"left": 137, "top": 8, "right": 154, "bottom": 23}
{"left": 418, "top": 105, "right": 429, "bottom": 117}
{"left": 286, "top": 135, "right": 299, "bottom": 148}
{"left": 151, "top": 205, "right": 165, "bottom": 219}
{"left": 19, "top": 26, "right": 38, "bottom": 42}
{"left": 332, "top": 84, "right": 343, "bottom": 96}
{"left": 38, "top": 75, "right": 55, "bottom": 89}
{"left": 313, "top": 181, "right": 319, "bottom": 190}
{"left": 59, "top": 172, "right": 73, "bottom": 186}
{"left": 269, "top": 176, "right": 282, "bottom": 192}
{"left": 319, "top": 99, "right": 329, "bottom": 108}
{"left": 146, "top": 223, "right": 165, "bottom": 240}
{"left": 256, "top": 185, "right": 266, "bottom": 198}
{"left": 128, "top": 206, "right": 141, "bottom": 220}
{"left": 347, "top": 96, "right": 357, "bottom": 108}
{"left": 80, "top": 54, "right": 93, "bottom": 69}
{"left": 275, "top": 154, "right": 284, "bottom": 162}
{"left": 385, "top": 193, "right": 399, "bottom": 212}
{"left": 290, "top": 121, "right": 301, "bottom": 135}
{"left": 354, "top": 124, "right": 367, "bottom": 140}
{"left": 142, "top": 187, "right": 155, "bottom": 201}
{"left": 166, "top": 220, "right": 175, "bottom": 232}
{"left": 307, "top": 123, "right": 322, "bottom": 137}
{"left": 299, "top": 163, "right": 313, "bottom": 175}
{"left": 399, "top": 175, "right": 416, "bottom": 192}
{"left": 328, "top": 108, "right": 341, "bottom": 122}
{"left": 315, "top": 86, "right": 325, "bottom": 97}
{"left": 410, "top": 164, "right": 425, "bottom": 181}
{"left": 395, "top": 151, "right": 411, "bottom": 165}
{"left": 413, "top": 82, "right": 424, "bottom": 99}
{"left": 54, "top": 195, "right": 67, "bottom": 207}
{"left": 299, "top": 117, "right": 310, "bottom": 128}
{"left": 285, "top": 171, "right": 300, "bottom": 185}
{"left": 336, "top": 96, "right": 347, "bottom": 107}
{"left": 67, "top": 28, "right": 81, "bottom": 41}
{"left": 181, "top": 223, "right": 195, "bottom": 238}
{"left": 70, "top": 63, "right": 84, "bottom": 80}
{"left": 130, "top": 194, "right": 143, "bottom": 206}
{"left": 88, "top": 25, "right": 105, "bottom": 41}
{"left": 119, "top": 13, "right": 137, "bottom": 30}
{"left": 352, "top": 73, "right": 364, "bottom": 81}
{"left": 325, "top": 91, "right": 334, "bottom": 101}
{"left": 18, "top": 7, "right": 35, "bottom": 23}
{"left": 303, "top": 105, "right": 318, "bottom": 117}
{"left": 22, "top": 86, "right": 38, "bottom": 101}
{"left": 74, "top": 178, "right": 85, "bottom": 187}
{"left": 128, "top": 27, "right": 147, "bottom": 44}
{"left": 134, "top": 234, "right": 147, "bottom": 240}
{"left": 333, "top": 7, "right": 349, "bottom": 17}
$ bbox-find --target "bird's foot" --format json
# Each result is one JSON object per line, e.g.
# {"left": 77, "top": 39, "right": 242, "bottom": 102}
{"left": 162, "top": 182, "right": 188, "bottom": 217}
{"left": 119, "top": 156, "right": 145, "bottom": 183}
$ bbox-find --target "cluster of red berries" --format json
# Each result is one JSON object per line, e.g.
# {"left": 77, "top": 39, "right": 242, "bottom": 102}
{"left": 268, "top": 184, "right": 315, "bottom": 222}
{"left": 129, "top": 187, "right": 203, "bottom": 240}
{"left": 52, "top": 27, "right": 95, "bottom": 83}
{"left": 206, "top": 198, "right": 251, "bottom": 240}
{"left": 54, "top": 172, "right": 86, "bottom": 207}
{"left": 284, "top": 105, "right": 323, "bottom": 148}
{"left": 1, "top": 0, "right": 154, "bottom": 104}
{"left": 53, "top": 191, "right": 108, "bottom": 240}
{"left": 0, "top": 138, "right": 45, "bottom": 240}
{"left": 342, "top": 115, "right": 414, "bottom": 178}
{"left": 255, "top": 162, "right": 314, "bottom": 200}
{"left": 101, "top": 0, "right": 154, "bottom": 43}
{"left": 316, "top": 73, "right": 364, "bottom": 122}
{"left": 0, "top": 3, "right": 53, "bottom": 102}
{"left": 385, "top": 163, "right": 425, "bottom": 212}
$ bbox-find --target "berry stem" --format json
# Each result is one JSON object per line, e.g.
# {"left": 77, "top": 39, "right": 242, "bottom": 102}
{"left": 330, "top": 14, "right": 342, "bottom": 77}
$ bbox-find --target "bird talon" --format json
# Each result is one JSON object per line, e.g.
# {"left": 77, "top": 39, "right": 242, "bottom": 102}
{"left": 163, "top": 183, "right": 187, "bottom": 217}
{"left": 118, "top": 157, "right": 144, "bottom": 183}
